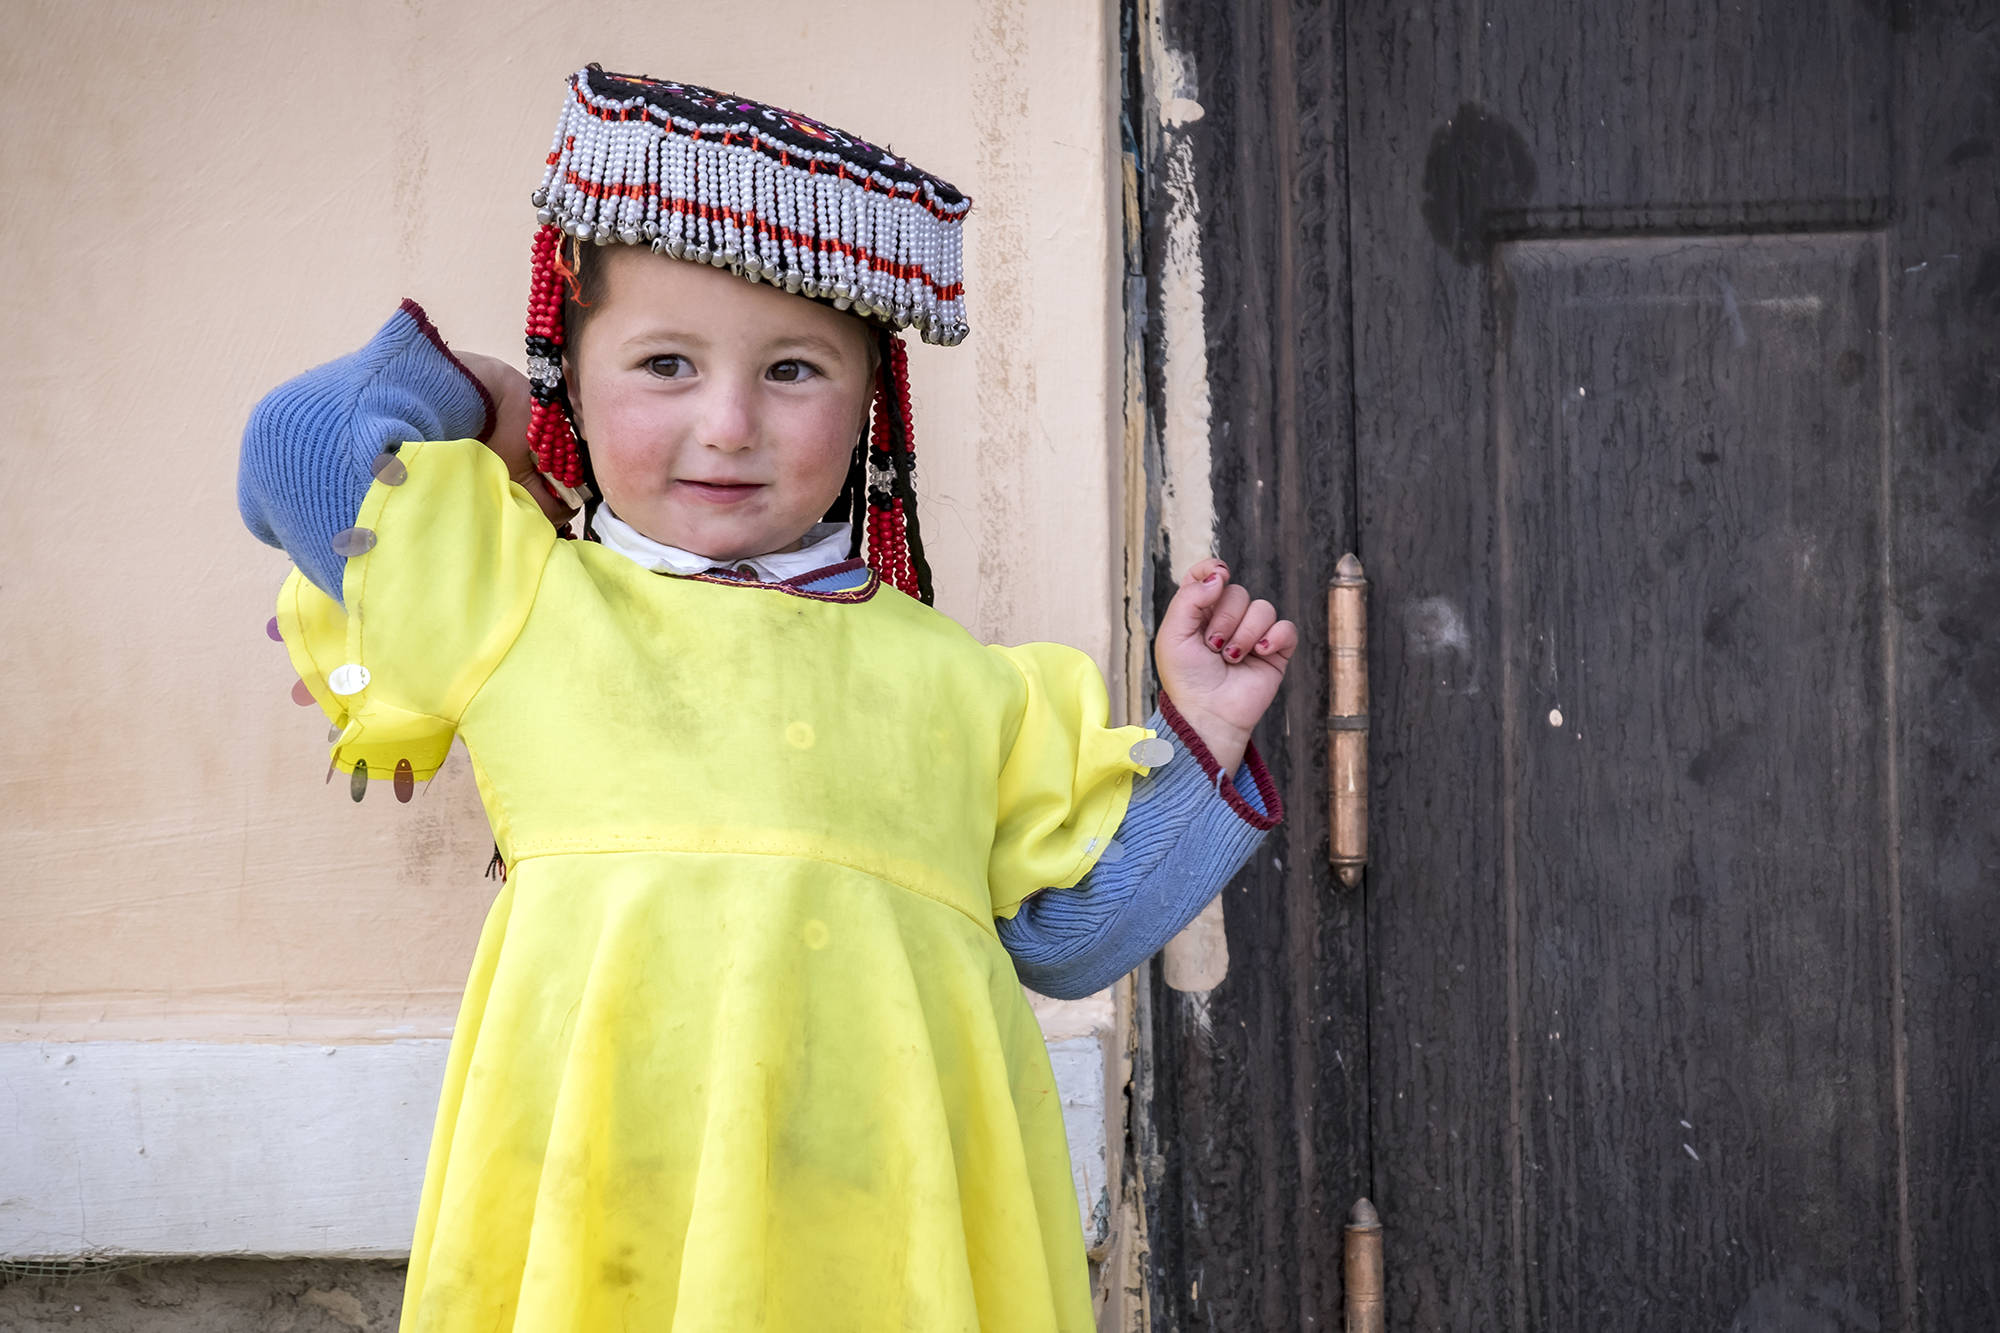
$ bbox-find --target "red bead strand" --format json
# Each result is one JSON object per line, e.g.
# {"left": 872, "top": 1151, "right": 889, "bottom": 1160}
{"left": 856, "top": 334, "right": 925, "bottom": 599}
{"left": 524, "top": 224, "right": 583, "bottom": 487}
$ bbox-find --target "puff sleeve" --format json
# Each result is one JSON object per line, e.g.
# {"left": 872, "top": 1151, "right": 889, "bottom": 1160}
{"left": 984, "top": 642, "right": 1156, "bottom": 919}
{"left": 277, "top": 438, "right": 558, "bottom": 785}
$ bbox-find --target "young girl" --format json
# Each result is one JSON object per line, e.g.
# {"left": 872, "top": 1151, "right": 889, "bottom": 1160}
{"left": 241, "top": 67, "right": 1292, "bottom": 1332}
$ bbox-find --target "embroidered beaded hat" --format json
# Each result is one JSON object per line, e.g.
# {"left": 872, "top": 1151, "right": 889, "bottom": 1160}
{"left": 523, "top": 64, "right": 973, "bottom": 604}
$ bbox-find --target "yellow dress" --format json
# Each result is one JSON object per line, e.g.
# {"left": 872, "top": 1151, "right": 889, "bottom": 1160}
{"left": 277, "top": 439, "right": 1151, "bottom": 1332}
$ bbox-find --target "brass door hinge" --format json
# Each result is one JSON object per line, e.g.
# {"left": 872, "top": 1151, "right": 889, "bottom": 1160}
{"left": 1344, "top": 1197, "right": 1384, "bottom": 1332}
{"left": 1328, "top": 555, "right": 1369, "bottom": 887}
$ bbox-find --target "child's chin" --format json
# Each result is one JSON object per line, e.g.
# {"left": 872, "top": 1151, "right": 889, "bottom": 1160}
{"left": 664, "top": 520, "right": 783, "bottom": 564}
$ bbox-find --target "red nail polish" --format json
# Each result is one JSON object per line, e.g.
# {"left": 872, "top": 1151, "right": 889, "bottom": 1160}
{"left": 1226, "top": 646, "right": 1243, "bottom": 661}
{"left": 1210, "top": 636, "right": 1226, "bottom": 650}
{"left": 1256, "top": 638, "right": 1270, "bottom": 652}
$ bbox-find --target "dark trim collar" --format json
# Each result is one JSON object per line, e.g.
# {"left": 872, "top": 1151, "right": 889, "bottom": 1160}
{"left": 676, "top": 557, "right": 879, "bottom": 603}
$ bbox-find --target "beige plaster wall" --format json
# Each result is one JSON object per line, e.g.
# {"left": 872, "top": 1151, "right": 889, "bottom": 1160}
{"left": 0, "top": 0, "right": 1123, "bottom": 1041}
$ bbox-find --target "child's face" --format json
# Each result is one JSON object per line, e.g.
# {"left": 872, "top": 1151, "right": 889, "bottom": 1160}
{"left": 567, "top": 247, "right": 875, "bottom": 561}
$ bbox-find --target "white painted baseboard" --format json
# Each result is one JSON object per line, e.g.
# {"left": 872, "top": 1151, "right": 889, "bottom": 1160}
{"left": 1, "top": 1035, "right": 1108, "bottom": 1260}
{"left": 0, "top": 1041, "right": 443, "bottom": 1259}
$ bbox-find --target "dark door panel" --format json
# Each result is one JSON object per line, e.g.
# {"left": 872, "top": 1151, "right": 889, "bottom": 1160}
{"left": 1131, "top": 1, "right": 1999, "bottom": 1328}
{"left": 1498, "top": 233, "right": 1900, "bottom": 1324}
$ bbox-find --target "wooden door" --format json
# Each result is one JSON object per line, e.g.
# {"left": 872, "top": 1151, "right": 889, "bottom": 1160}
{"left": 1128, "top": 2, "right": 2000, "bottom": 1329}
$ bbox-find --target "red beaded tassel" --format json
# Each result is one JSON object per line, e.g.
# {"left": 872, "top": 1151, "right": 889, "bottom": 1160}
{"left": 524, "top": 224, "right": 584, "bottom": 488}
{"left": 864, "top": 335, "right": 930, "bottom": 602}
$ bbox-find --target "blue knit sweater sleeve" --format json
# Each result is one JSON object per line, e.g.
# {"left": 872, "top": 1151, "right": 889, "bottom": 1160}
{"left": 238, "top": 300, "right": 494, "bottom": 603}
{"left": 998, "top": 697, "right": 1283, "bottom": 1000}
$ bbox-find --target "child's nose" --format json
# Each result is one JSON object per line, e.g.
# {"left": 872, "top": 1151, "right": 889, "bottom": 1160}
{"left": 696, "top": 384, "right": 757, "bottom": 453}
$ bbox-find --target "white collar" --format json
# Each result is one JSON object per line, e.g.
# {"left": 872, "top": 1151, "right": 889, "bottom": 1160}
{"left": 592, "top": 511, "right": 855, "bottom": 584}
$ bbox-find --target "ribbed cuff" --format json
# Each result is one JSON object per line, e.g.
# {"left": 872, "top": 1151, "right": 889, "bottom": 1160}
{"left": 1155, "top": 690, "right": 1284, "bottom": 829}
{"left": 397, "top": 299, "right": 496, "bottom": 444}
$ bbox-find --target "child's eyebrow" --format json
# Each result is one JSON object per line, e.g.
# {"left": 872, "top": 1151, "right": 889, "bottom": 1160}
{"left": 617, "top": 326, "right": 710, "bottom": 351}
{"left": 615, "top": 328, "right": 854, "bottom": 361}
{"left": 766, "top": 333, "right": 854, "bottom": 361}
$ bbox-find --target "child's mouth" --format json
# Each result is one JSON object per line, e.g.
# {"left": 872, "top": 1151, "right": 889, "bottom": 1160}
{"left": 677, "top": 479, "right": 763, "bottom": 504}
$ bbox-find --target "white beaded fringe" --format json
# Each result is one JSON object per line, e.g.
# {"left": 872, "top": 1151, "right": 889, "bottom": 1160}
{"left": 531, "top": 69, "right": 970, "bottom": 345}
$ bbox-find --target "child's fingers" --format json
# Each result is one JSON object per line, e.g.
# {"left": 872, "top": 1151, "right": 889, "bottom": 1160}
{"left": 1158, "top": 559, "right": 1232, "bottom": 644}
{"left": 1223, "top": 600, "right": 1279, "bottom": 662}
{"left": 1201, "top": 583, "right": 1253, "bottom": 652}
{"left": 1253, "top": 617, "right": 1300, "bottom": 667}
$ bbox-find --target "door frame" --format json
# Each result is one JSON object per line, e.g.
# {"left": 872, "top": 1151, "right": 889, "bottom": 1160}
{"left": 1116, "top": 1, "right": 1369, "bottom": 1327}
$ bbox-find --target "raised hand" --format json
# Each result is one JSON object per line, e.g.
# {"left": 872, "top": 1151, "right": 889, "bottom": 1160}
{"left": 1153, "top": 557, "right": 1298, "bottom": 773}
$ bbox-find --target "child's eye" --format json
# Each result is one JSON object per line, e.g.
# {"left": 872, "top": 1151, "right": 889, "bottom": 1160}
{"left": 768, "top": 359, "right": 820, "bottom": 383}
{"left": 645, "top": 354, "right": 690, "bottom": 378}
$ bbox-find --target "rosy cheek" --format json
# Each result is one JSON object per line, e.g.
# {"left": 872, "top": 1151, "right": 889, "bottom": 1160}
{"left": 799, "top": 419, "right": 857, "bottom": 486}
{"left": 589, "top": 394, "right": 678, "bottom": 467}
